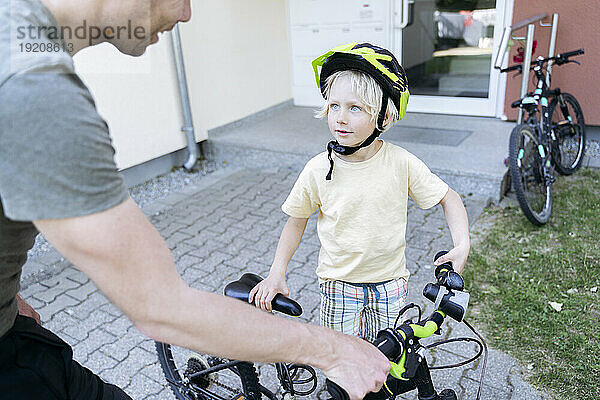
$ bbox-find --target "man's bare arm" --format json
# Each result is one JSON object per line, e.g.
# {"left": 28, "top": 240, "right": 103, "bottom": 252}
{"left": 34, "top": 197, "right": 389, "bottom": 400}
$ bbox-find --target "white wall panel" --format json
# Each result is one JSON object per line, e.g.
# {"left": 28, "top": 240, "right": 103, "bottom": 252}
{"left": 288, "top": 0, "right": 391, "bottom": 107}
{"left": 74, "top": 0, "right": 292, "bottom": 170}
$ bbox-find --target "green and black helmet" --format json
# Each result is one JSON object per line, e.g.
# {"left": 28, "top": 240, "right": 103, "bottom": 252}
{"left": 312, "top": 42, "right": 409, "bottom": 120}
{"left": 311, "top": 42, "right": 410, "bottom": 180}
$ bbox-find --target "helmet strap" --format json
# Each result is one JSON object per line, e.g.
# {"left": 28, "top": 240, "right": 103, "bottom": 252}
{"left": 325, "top": 94, "right": 388, "bottom": 181}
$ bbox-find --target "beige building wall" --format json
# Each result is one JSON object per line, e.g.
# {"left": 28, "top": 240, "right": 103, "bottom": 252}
{"left": 179, "top": 0, "right": 292, "bottom": 135}
{"left": 74, "top": 39, "right": 185, "bottom": 171}
{"left": 74, "top": 0, "right": 292, "bottom": 170}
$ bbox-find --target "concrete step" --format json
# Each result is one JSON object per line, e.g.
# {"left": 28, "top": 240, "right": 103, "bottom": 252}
{"left": 206, "top": 106, "right": 514, "bottom": 203}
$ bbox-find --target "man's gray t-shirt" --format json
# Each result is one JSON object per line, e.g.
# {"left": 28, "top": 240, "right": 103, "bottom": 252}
{"left": 0, "top": 0, "right": 129, "bottom": 337}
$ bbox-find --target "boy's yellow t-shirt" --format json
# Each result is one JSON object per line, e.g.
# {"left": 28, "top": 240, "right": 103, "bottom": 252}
{"left": 282, "top": 141, "right": 448, "bottom": 284}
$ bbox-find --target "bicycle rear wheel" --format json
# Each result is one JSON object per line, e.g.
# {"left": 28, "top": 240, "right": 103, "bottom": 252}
{"left": 508, "top": 124, "right": 553, "bottom": 225}
{"left": 549, "top": 92, "right": 586, "bottom": 175}
{"left": 155, "top": 341, "right": 262, "bottom": 400}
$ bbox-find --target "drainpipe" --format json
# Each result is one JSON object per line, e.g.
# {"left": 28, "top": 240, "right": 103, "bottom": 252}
{"left": 171, "top": 24, "right": 198, "bottom": 171}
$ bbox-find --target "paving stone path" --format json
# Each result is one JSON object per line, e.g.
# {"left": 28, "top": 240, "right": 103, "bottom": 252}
{"left": 20, "top": 167, "right": 546, "bottom": 400}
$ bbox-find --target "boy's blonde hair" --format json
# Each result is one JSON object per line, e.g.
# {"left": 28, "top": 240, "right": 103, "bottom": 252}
{"left": 315, "top": 70, "right": 399, "bottom": 133}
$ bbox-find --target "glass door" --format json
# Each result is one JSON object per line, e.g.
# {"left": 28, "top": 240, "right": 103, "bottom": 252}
{"left": 392, "top": 0, "right": 508, "bottom": 116}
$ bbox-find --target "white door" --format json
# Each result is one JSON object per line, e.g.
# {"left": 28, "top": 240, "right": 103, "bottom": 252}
{"left": 392, "top": 0, "right": 511, "bottom": 116}
{"left": 288, "top": 0, "right": 391, "bottom": 107}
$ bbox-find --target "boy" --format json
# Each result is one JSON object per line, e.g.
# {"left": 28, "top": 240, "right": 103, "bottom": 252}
{"left": 249, "top": 43, "right": 469, "bottom": 342}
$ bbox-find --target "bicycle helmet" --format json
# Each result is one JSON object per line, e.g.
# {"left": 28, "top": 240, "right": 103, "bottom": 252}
{"left": 312, "top": 42, "right": 409, "bottom": 180}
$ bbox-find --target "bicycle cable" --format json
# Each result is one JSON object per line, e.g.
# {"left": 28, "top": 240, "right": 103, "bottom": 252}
{"left": 464, "top": 319, "right": 488, "bottom": 400}
{"left": 426, "top": 337, "right": 483, "bottom": 369}
{"left": 424, "top": 319, "right": 488, "bottom": 400}
{"left": 276, "top": 363, "right": 318, "bottom": 396}
{"left": 392, "top": 304, "right": 488, "bottom": 400}
{"left": 393, "top": 303, "right": 422, "bottom": 329}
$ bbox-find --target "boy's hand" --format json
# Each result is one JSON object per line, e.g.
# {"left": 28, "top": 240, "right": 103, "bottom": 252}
{"left": 248, "top": 273, "right": 289, "bottom": 312}
{"left": 433, "top": 244, "right": 469, "bottom": 274}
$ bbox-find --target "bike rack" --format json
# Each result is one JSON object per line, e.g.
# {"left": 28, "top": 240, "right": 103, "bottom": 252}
{"left": 494, "top": 13, "right": 559, "bottom": 123}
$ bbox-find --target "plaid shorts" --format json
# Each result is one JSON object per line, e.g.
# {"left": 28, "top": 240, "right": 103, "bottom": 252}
{"left": 319, "top": 278, "right": 408, "bottom": 342}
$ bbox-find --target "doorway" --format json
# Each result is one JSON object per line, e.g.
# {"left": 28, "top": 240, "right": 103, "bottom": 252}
{"left": 392, "top": 0, "right": 510, "bottom": 116}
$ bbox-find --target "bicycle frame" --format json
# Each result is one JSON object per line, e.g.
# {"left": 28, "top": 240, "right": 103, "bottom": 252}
{"left": 520, "top": 60, "right": 559, "bottom": 188}
{"left": 184, "top": 360, "right": 314, "bottom": 400}
{"left": 501, "top": 49, "right": 585, "bottom": 224}
{"left": 327, "top": 253, "right": 486, "bottom": 400}
{"left": 157, "top": 341, "right": 304, "bottom": 400}
{"left": 514, "top": 48, "right": 585, "bottom": 185}
{"left": 160, "top": 260, "right": 484, "bottom": 400}
{"left": 370, "top": 311, "right": 456, "bottom": 400}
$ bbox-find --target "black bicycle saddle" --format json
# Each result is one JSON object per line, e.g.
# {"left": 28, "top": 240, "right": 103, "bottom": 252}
{"left": 224, "top": 273, "right": 303, "bottom": 317}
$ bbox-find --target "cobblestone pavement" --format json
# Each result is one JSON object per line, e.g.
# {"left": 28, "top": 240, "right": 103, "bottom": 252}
{"left": 20, "top": 167, "right": 546, "bottom": 400}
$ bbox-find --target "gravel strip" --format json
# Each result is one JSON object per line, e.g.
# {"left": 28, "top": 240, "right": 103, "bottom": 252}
{"left": 128, "top": 162, "right": 217, "bottom": 209}
{"left": 586, "top": 139, "right": 600, "bottom": 158}
{"left": 27, "top": 162, "right": 219, "bottom": 259}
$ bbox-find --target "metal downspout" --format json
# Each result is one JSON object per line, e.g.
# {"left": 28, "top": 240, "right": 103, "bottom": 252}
{"left": 171, "top": 24, "right": 198, "bottom": 171}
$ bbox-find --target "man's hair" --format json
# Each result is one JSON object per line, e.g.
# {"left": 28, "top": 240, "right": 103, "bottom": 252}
{"left": 315, "top": 70, "right": 399, "bottom": 133}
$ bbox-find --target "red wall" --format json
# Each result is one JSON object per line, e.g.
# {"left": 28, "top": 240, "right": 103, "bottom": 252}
{"left": 505, "top": 2, "right": 600, "bottom": 125}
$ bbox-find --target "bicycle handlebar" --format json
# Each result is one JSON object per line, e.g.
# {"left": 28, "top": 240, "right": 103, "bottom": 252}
{"left": 500, "top": 48, "right": 584, "bottom": 74}
{"left": 557, "top": 48, "right": 585, "bottom": 59}
{"left": 326, "top": 251, "right": 469, "bottom": 400}
{"left": 500, "top": 64, "right": 522, "bottom": 74}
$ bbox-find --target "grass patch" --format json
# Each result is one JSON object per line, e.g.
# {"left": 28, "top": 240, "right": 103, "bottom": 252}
{"left": 464, "top": 168, "right": 600, "bottom": 400}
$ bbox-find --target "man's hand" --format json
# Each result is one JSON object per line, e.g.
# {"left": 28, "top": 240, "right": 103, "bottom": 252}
{"left": 322, "top": 333, "right": 390, "bottom": 400}
{"left": 248, "top": 273, "right": 289, "bottom": 312}
{"left": 16, "top": 294, "right": 41, "bottom": 325}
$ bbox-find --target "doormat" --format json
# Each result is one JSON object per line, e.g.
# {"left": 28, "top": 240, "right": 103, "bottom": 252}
{"left": 385, "top": 125, "right": 472, "bottom": 147}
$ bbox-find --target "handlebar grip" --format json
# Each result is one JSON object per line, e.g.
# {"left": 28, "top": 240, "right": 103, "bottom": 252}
{"left": 372, "top": 328, "right": 404, "bottom": 360}
{"left": 326, "top": 379, "right": 350, "bottom": 400}
{"left": 372, "top": 335, "right": 398, "bottom": 359}
{"left": 433, "top": 251, "right": 453, "bottom": 278}
{"left": 433, "top": 251, "right": 448, "bottom": 264}
{"left": 558, "top": 48, "right": 584, "bottom": 58}
{"left": 500, "top": 64, "right": 522, "bottom": 73}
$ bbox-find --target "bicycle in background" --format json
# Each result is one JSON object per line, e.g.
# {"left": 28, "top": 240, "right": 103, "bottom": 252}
{"left": 501, "top": 49, "right": 586, "bottom": 225}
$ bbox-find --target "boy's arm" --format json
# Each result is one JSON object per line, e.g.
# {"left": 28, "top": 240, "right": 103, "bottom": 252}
{"left": 249, "top": 216, "right": 308, "bottom": 311}
{"left": 434, "top": 188, "right": 470, "bottom": 273}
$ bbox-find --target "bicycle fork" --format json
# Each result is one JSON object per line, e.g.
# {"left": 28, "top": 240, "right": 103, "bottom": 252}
{"left": 535, "top": 143, "right": 556, "bottom": 186}
{"left": 365, "top": 354, "right": 457, "bottom": 400}
{"left": 537, "top": 108, "right": 556, "bottom": 188}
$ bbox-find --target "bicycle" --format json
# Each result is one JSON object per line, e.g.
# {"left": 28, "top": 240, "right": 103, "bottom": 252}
{"left": 155, "top": 272, "right": 316, "bottom": 400}
{"left": 500, "top": 48, "right": 586, "bottom": 225}
{"left": 155, "top": 252, "right": 487, "bottom": 400}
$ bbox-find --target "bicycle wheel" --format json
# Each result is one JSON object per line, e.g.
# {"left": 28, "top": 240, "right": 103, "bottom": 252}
{"left": 155, "top": 341, "right": 263, "bottom": 400}
{"left": 549, "top": 92, "right": 586, "bottom": 175}
{"left": 508, "top": 124, "right": 553, "bottom": 225}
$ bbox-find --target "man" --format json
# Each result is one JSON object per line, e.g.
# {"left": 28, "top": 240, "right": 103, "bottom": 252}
{"left": 0, "top": 0, "right": 390, "bottom": 399}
